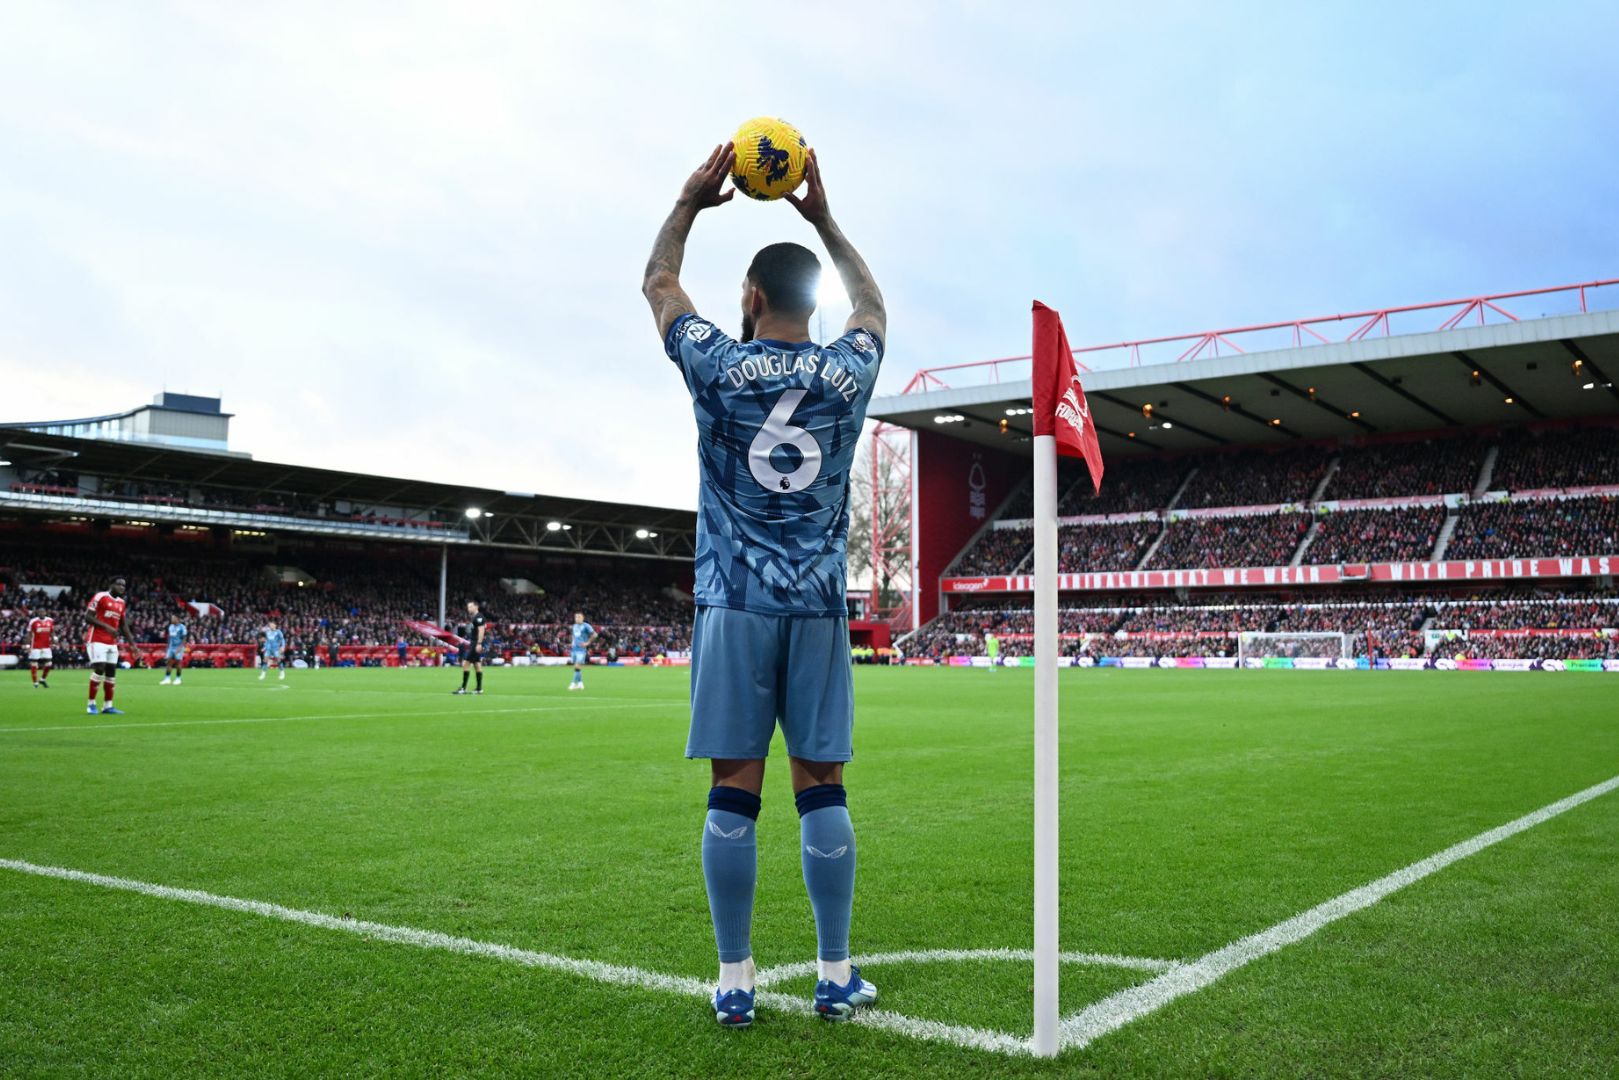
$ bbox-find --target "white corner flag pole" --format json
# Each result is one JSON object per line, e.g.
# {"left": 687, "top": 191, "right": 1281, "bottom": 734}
{"left": 1031, "top": 432, "right": 1060, "bottom": 1057}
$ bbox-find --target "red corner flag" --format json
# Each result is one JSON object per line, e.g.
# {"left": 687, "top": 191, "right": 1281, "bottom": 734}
{"left": 1031, "top": 301, "right": 1104, "bottom": 495}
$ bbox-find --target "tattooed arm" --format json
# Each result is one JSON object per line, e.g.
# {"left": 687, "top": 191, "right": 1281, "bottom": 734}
{"left": 642, "top": 142, "right": 736, "bottom": 340}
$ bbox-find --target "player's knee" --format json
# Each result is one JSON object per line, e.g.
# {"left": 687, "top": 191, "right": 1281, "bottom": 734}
{"left": 794, "top": 783, "right": 847, "bottom": 817}
{"left": 708, "top": 785, "right": 762, "bottom": 821}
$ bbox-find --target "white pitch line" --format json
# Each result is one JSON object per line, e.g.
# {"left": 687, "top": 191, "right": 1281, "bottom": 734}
{"left": 0, "top": 700, "right": 680, "bottom": 734}
{"left": 1058, "top": 771, "right": 1619, "bottom": 1052}
{"left": 756, "top": 947, "right": 1178, "bottom": 987}
{"left": 0, "top": 858, "right": 1030, "bottom": 1056}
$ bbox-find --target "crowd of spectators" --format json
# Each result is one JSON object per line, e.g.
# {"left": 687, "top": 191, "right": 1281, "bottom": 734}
{"left": 948, "top": 429, "right": 1619, "bottom": 580}
{"left": 1326, "top": 437, "right": 1485, "bottom": 498}
{"left": 0, "top": 546, "right": 693, "bottom": 661}
{"left": 1446, "top": 496, "right": 1619, "bottom": 561}
{"left": 905, "top": 589, "right": 1615, "bottom": 661}
{"left": 1177, "top": 447, "right": 1334, "bottom": 508}
{"left": 1428, "top": 596, "right": 1619, "bottom": 631}
{"left": 1058, "top": 521, "right": 1160, "bottom": 573}
{"left": 1491, "top": 425, "right": 1619, "bottom": 492}
{"left": 1438, "top": 634, "right": 1616, "bottom": 661}
{"left": 1059, "top": 458, "right": 1188, "bottom": 516}
{"left": 1147, "top": 513, "right": 1310, "bottom": 570}
{"left": 952, "top": 527, "right": 1033, "bottom": 576}
{"left": 1304, "top": 507, "right": 1445, "bottom": 564}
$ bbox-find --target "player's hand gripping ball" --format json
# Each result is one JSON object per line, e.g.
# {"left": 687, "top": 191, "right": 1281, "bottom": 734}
{"left": 730, "top": 117, "right": 808, "bottom": 201}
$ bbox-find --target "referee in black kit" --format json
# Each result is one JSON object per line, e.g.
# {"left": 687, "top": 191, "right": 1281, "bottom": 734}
{"left": 454, "top": 599, "right": 488, "bottom": 695}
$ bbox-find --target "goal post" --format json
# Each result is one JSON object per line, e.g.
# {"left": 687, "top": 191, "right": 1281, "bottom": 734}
{"left": 1236, "top": 631, "right": 1352, "bottom": 664}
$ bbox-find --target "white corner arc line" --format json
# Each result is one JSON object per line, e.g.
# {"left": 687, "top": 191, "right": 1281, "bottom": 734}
{"left": 0, "top": 858, "right": 1030, "bottom": 1056}
{"left": 1058, "top": 772, "right": 1619, "bottom": 1052}
{"left": 755, "top": 948, "right": 1178, "bottom": 988}
{"left": 0, "top": 700, "right": 679, "bottom": 735}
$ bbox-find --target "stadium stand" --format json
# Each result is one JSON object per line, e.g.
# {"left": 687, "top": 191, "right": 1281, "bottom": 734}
{"left": 907, "top": 589, "right": 1618, "bottom": 662}
{"left": 1446, "top": 495, "right": 1619, "bottom": 561}
{"left": 0, "top": 541, "right": 692, "bottom": 664}
{"left": 1491, "top": 426, "right": 1619, "bottom": 492}
{"left": 953, "top": 527, "right": 1033, "bottom": 576}
{"left": 939, "top": 428, "right": 1619, "bottom": 579}
{"left": 1060, "top": 520, "right": 1161, "bottom": 573}
{"left": 1175, "top": 447, "right": 1334, "bottom": 508}
{"left": 1303, "top": 506, "right": 1445, "bottom": 564}
{"left": 1325, "top": 436, "right": 1485, "bottom": 499}
{"left": 1146, "top": 512, "right": 1310, "bottom": 570}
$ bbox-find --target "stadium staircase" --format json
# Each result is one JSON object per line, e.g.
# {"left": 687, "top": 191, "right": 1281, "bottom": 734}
{"left": 1133, "top": 523, "right": 1170, "bottom": 571}
{"left": 1472, "top": 444, "right": 1500, "bottom": 497}
{"left": 1164, "top": 466, "right": 1198, "bottom": 510}
{"left": 1430, "top": 514, "right": 1461, "bottom": 562}
{"left": 1309, "top": 456, "right": 1341, "bottom": 502}
{"left": 1289, "top": 519, "right": 1323, "bottom": 567}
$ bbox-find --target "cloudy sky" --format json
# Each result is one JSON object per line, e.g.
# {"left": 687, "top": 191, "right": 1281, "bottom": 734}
{"left": 3, "top": 1, "right": 1615, "bottom": 509}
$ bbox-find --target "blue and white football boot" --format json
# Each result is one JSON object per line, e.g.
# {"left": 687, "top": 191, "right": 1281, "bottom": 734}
{"left": 713, "top": 986, "right": 755, "bottom": 1028}
{"left": 814, "top": 966, "right": 878, "bottom": 1021}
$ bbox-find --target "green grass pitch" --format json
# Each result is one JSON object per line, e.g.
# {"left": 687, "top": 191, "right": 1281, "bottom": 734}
{"left": 2, "top": 666, "right": 1616, "bottom": 1077}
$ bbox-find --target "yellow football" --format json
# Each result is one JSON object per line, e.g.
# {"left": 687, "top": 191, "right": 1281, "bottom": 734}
{"left": 730, "top": 117, "right": 808, "bottom": 201}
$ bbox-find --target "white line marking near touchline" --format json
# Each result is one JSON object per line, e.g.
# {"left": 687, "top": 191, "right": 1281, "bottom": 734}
{"left": 755, "top": 947, "right": 1178, "bottom": 987}
{"left": 0, "top": 858, "right": 1028, "bottom": 1055}
{"left": 3, "top": 773, "right": 1613, "bottom": 1057}
{"left": 1058, "top": 772, "right": 1619, "bottom": 1052}
{"left": 0, "top": 700, "right": 680, "bottom": 735}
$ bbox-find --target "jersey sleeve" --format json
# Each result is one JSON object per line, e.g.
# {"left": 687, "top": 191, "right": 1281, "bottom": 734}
{"left": 664, "top": 313, "right": 739, "bottom": 394}
{"left": 825, "top": 326, "right": 885, "bottom": 382}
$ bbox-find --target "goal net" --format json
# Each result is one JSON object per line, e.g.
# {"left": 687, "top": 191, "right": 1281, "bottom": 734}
{"left": 1237, "top": 631, "right": 1352, "bottom": 664}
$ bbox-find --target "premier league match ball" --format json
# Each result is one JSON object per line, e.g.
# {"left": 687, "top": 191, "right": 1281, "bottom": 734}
{"left": 730, "top": 117, "right": 808, "bottom": 201}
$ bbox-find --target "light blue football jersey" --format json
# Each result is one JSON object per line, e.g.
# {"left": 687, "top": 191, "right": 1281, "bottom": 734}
{"left": 571, "top": 622, "right": 595, "bottom": 648}
{"left": 665, "top": 314, "right": 884, "bottom": 617}
{"left": 264, "top": 627, "right": 285, "bottom": 654}
{"left": 167, "top": 622, "right": 188, "bottom": 649}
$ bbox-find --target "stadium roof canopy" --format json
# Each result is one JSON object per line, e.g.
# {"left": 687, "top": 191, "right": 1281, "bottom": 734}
{"left": 0, "top": 430, "right": 696, "bottom": 560}
{"left": 870, "top": 293, "right": 1619, "bottom": 458}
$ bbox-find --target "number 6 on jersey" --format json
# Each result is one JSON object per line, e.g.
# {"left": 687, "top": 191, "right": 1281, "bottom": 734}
{"left": 749, "top": 389, "right": 823, "bottom": 493}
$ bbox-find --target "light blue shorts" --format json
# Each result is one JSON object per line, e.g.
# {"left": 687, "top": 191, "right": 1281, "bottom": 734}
{"left": 165, "top": 646, "right": 184, "bottom": 661}
{"left": 571, "top": 648, "right": 588, "bottom": 666}
{"left": 685, "top": 606, "right": 854, "bottom": 763}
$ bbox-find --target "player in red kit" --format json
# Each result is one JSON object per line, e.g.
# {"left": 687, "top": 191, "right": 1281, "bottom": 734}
{"left": 27, "top": 613, "right": 55, "bottom": 688}
{"left": 86, "top": 576, "right": 140, "bottom": 715}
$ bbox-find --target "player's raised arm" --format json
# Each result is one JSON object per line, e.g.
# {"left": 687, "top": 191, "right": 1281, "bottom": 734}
{"left": 786, "top": 150, "right": 886, "bottom": 346}
{"left": 642, "top": 142, "right": 736, "bottom": 340}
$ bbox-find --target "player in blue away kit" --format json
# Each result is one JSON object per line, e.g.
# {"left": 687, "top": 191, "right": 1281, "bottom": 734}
{"left": 643, "top": 143, "right": 885, "bottom": 1028}
{"left": 259, "top": 620, "right": 286, "bottom": 681}
{"left": 161, "top": 618, "right": 188, "bottom": 685}
{"left": 567, "top": 613, "right": 597, "bottom": 691}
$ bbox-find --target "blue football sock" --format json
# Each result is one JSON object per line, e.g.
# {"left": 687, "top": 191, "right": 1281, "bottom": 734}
{"left": 702, "top": 787, "right": 760, "bottom": 964}
{"left": 797, "top": 784, "right": 856, "bottom": 963}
